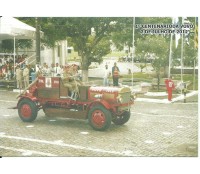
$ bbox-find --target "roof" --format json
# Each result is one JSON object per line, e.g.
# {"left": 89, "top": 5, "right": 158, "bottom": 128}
{"left": 0, "top": 17, "right": 36, "bottom": 40}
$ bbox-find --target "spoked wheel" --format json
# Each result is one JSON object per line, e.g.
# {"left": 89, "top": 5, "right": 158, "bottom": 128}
{"left": 88, "top": 105, "right": 112, "bottom": 131}
{"left": 112, "top": 111, "right": 130, "bottom": 125}
{"left": 18, "top": 99, "right": 38, "bottom": 122}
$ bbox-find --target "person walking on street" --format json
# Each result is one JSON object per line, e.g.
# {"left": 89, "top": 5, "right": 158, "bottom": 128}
{"left": 165, "top": 76, "right": 175, "bottom": 101}
{"left": 112, "top": 62, "right": 120, "bottom": 86}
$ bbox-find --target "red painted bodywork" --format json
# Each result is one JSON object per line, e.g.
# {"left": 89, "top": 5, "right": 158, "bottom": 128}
{"left": 16, "top": 76, "right": 134, "bottom": 119}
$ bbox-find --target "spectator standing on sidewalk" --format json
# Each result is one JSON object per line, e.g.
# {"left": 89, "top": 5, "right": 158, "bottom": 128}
{"left": 29, "top": 65, "right": 36, "bottom": 83}
{"left": 112, "top": 62, "right": 120, "bottom": 86}
{"left": 103, "top": 64, "right": 110, "bottom": 86}
{"left": 23, "top": 64, "right": 30, "bottom": 88}
{"left": 54, "top": 63, "right": 61, "bottom": 76}
{"left": 16, "top": 65, "right": 23, "bottom": 89}
{"left": 50, "top": 63, "right": 55, "bottom": 77}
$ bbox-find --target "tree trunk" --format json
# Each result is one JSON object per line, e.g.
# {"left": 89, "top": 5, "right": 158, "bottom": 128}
{"left": 156, "top": 72, "right": 160, "bottom": 91}
{"left": 81, "top": 54, "right": 89, "bottom": 82}
{"left": 82, "top": 70, "right": 89, "bottom": 82}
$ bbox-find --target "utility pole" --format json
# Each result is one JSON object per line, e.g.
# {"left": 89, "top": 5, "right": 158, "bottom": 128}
{"left": 35, "top": 17, "right": 40, "bottom": 64}
{"left": 131, "top": 17, "right": 135, "bottom": 87}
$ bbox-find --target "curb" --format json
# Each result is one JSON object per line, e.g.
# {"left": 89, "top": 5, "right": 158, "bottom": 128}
{"left": 135, "top": 91, "right": 198, "bottom": 104}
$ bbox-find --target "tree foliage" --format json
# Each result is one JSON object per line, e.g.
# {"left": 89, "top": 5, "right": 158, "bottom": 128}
{"left": 17, "top": 17, "right": 127, "bottom": 81}
{"left": 136, "top": 35, "right": 169, "bottom": 69}
{"left": 111, "top": 18, "right": 133, "bottom": 51}
{"left": 1, "top": 39, "right": 33, "bottom": 53}
{"left": 16, "top": 17, "right": 197, "bottom": 83}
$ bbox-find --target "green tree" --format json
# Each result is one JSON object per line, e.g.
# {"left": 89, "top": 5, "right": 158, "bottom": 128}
{"left": 184, "top": 40, "right": 198, "bottom": 66}
{"left": 111, "top": 18, "right": 133, "bottom": 52}
{"left": 136, "top": 35, "right": 169, "bottom": 91}
{"left": 111, "top": 17, "right": 172, "bottom": 53}
{"left": 1, "top": 40, "right": 13, "bottom": 52}
{"left": 18, "top": 17, "right": 125, "bottom": 82}
{"left": 64, "top": 17, "right": 121, "bottom": 81}
{"left": 1, "top": 39, "right": 33, "bottom": 54}
{"left": 172, "top": 17, "right": 198, "bottom": 67}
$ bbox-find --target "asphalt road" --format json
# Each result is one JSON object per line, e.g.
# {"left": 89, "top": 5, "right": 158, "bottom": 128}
{"left": 0, "top": 90, "right": 198, "bottom": 157}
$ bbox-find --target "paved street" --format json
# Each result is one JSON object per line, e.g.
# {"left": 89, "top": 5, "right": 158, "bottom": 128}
{"left": 0, "top": 89, "right": 198, "bottom": 157}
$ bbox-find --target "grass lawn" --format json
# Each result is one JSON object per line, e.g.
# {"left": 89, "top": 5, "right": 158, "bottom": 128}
{"left": 122, "top": 72, "right": 198, "bottom": 91}
{"left": 122, "top": 72, "right": 153, "bottom": 82}
{"left": 173, "top": 74, "right": 198, "bottom": 90}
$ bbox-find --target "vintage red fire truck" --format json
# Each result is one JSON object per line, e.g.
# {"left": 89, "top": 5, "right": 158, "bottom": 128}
{"left": 15, "top": 76, "right": 134, "bottom": 131}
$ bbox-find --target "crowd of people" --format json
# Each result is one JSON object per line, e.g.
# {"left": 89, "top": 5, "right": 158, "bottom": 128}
{"left": 0, "top": 54, "right": 28, "bottom": 80}
{"left": 15, "top": 62, "right": 81, "bottom": 90}
{"left": 36, "top": 62, "right": 81, "bottom": 78}
{"left": 1, "top": 55, "right": 122, "bottom": 89}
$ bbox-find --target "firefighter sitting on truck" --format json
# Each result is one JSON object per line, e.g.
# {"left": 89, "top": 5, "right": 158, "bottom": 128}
{"left": 62, "top": 64, "right": 82, "bottom": 99}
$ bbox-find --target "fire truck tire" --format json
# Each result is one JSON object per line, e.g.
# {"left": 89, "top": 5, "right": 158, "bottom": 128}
{"left": 18, "top": 99, "right": 38, "bottom": 122}
{"left": 112, "top": 111, "right": 130, "bottom": 125}
{"left": 88, "top": 105, "right": 112, "bottom": 131}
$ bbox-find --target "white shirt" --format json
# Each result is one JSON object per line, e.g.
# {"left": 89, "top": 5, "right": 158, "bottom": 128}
{"left": 54, "top": 66, "right": 61, "bottom": 76}
{"left": 104, "top": 69, "right": 110, "bottom": 78}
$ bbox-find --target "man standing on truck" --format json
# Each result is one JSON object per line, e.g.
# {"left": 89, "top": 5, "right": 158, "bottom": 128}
{"left": 112, "top": 62, "right": 120, "bottom": 86}
{"left": 62, "top": 65, "right": 82, "bottom": 99}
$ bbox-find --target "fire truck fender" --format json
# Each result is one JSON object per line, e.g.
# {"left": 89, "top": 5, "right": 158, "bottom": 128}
{"left": 87, "top": 100, "right": 112, "bottom": 111}
{"left": 17, "top": 96, "right": 38, "bottom": 108}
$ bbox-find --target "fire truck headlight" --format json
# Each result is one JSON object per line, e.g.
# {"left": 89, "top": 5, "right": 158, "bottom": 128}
{"left": 131, "top": 93, "right": 136, "bottom": 100}
{"left": 117, "top": 95, "right": 123, "bottom": 103}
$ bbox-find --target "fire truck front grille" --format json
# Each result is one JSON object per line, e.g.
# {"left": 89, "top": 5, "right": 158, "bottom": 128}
{"left": 120, "top": 92, "right": 131, "bottom": 104}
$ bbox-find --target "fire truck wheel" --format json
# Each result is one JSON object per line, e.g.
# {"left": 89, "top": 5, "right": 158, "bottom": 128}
{"left": 112, "top": 111, "right": 130, "bottom": 125}
{"left": 18, "top": 99, "right": 38, "bottom": 122}
{"left": 88, "top": 105, "right": 112, "bottom": 131}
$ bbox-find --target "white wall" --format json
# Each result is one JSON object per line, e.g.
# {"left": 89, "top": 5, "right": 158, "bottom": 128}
{"left": 41, "top": 40, "right": 68, "bottom": 66}
{"left": 41, "top": 48, "right": 53, "bottom": 66}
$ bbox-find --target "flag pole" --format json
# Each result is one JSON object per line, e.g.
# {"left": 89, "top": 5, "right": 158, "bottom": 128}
{"left": 168, "top": 30, "right": 173, "bottom": 78}
{"left": 180, "top": 17, "right": 185, "bottom": 95}
{"left": 180, "top": 17, "right": 184, "bottom": 83}
{"left": 14, "top": 35, "right": 16, "bottom": 76}
{"left": 132, "top": 17, "right": 135, "bottom": 87}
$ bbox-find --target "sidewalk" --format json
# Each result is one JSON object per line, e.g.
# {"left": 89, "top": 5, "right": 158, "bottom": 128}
{"left": 135, "top": 91, "right": 198, "bottom": 104}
